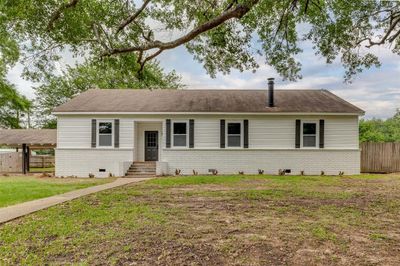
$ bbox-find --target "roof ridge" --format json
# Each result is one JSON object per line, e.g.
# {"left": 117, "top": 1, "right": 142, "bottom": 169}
{"left": 83, "top": 88, "right": 326, "bottom": 92}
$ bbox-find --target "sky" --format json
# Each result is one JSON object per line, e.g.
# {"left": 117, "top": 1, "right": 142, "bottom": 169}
{"left": 6, "top": 41, "right": 400, "bottom": 119}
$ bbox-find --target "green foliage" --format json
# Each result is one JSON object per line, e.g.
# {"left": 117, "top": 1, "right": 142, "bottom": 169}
{"left": 3, "top": 0, "right": 399, "bottom": 82}
{"left": 0, "top": 3, "right": 31, "bottom": 128}
{"left": 359, "top": 110, "right": 400, "bottom": 142}
{"left": 0, "top": 81, "right": 31, "bottom": 128}
{"left": 0, "top": 8, "right": 19, "bottom": 78}
{"left": 1, "top": 0, "right": 182, "bottom": 128}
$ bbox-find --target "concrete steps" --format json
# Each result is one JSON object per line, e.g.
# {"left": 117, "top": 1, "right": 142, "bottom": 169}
{"left": 125, "top": 162, "right": 156, "bottom": 178}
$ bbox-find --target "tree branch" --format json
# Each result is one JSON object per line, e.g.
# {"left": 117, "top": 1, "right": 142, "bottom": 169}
{"left": 224, "top": 0, "right": 238, "bottom": 12}
{"left": 365, "top": 16, "right": 400, "bottom": 47}
{"left": 138, "top": 49, "right": 163, "bottom": 73}
{"left": 104, "top": 1, "right": 258, "bottom": 57}
{"left": 47, "top": 0, "right": 79, "bottom": 30}
{"left": 388, "top": 29, "right": 400, "bottom": 43}
{"left": 116, "top": 0, "right": 151, "bottom": 34}
{"left": 92, "top": 24, "right": 110, "bottom": 52}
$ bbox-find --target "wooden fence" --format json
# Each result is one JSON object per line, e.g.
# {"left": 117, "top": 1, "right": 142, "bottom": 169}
{"left": 0, "top": 153, "right": 55, "bottom": 172}
{"left": 30, "top": 155, "right": 55, "bottom": 168}
{"left": 0, "top": 152, "right": 22, "bottom": 172}
{"left": 361, "top": 142, "right": 400, "bottom": 173}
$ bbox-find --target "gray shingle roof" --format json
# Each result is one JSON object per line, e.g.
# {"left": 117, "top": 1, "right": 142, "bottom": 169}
{"left": 0, "top": 129, "right": 57, "bottom": 147}
{"left": 53, "top": 89, "right": 364, "bottom": 114}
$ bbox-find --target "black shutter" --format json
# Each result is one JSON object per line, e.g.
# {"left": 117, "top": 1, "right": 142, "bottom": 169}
{"left": 91, "top": 119, "right": 97, "bottom": 148}
{"left": 166, "top": 119, "right": 171, "bottom": 148}
{"left": 189, "top": 119, "right": 194, "bottom": 148}
{"left": 220, "top": 119, "right": 225, "bottom": 148}
{"left": 114, "top": 119, "right": 120, "bottom": 148}
{"left": 243, "top": 119, "right": 249, "bottom": 148}
{"left": 319, "top": 119, "right": 325, "bottom": 148}
{"left": 295, "top": 119, "right": 301, "bottom": 148}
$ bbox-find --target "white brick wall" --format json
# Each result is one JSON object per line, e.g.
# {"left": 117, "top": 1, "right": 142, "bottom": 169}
{"left": 55, "top": 114, "right": 361, "bottom": 177}
{"left": 162, "top": 149, "right": 360, "bottom": 175}
{"left": 55, "top": 149, "right": 133, "bottom": 177}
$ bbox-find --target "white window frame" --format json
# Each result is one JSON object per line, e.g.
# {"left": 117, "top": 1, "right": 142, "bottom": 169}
{"left": 301, "top": 120, "right": 319, "bottom": 149}
{"left": 172, "top": 121, "right": 189, "bottom": 148}
{"left": 97, "top": 120, "right": 114, "bottom": 148}
{"left": 226, "top": 121, "right": 243, "bottom": 148}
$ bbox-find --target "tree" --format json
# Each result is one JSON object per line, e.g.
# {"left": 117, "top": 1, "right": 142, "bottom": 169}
{"left": 359, "top": 109, "right": 400, "bottom": 142}
{"left": 34, "top": 54, "right": 181, "bottom": 128}
{"left": 2, "top": 0, "right": 400, "bottom": 82}
{"left": 1, "top": 0, "right": 181, "bottom": 128}
{"left": 0, "top": 9, "right": 31, "bottom": 128}
{"left": 0, "top": 81, "right": 31, "bottom": 128}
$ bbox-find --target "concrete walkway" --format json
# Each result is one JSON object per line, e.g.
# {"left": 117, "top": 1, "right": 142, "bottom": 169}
{"left": 0, "top": 177, "right": 151, "bottom": 224}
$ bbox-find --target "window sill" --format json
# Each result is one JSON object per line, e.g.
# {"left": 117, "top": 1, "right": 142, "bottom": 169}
{"left": 96, "top": 146, "right": 116, "bottom": 149}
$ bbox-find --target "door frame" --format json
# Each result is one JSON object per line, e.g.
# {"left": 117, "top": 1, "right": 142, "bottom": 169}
{"left": 144, "top": 131, "right": 159, "bottom": 161}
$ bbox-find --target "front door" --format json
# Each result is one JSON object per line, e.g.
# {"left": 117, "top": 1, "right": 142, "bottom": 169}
{"left": 145, "top": 131, "right": 158, "bottom": 161}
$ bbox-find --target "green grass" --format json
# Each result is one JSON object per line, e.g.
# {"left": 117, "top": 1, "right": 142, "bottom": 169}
{"left": 29, "top": 167, "right": 55, "bottom": 173}
{"left": 147, "top": 174, "right": 251, "bottom": 187}
{"left": 0, "top": 176, "right": 114, "bottom": 207}
{"left": 369, "top": 233, "right": 392, "bottom": 241}
{"left": 311, "top": 225, "right": 337, "bottom": 241}
{"left": 0, "top": 174, "right": 399, "bottom": 265}
{"left": 148, "top": 174, "right": 345, "bottom": 187}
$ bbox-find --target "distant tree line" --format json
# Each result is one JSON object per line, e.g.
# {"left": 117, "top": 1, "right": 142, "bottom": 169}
{"left": 359, "top": 110, "right": 400, "bottom": 142}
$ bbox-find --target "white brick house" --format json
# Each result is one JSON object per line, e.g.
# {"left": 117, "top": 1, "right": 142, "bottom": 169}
{"left": 53, "top": 81, "right": 364, "bottom": 177}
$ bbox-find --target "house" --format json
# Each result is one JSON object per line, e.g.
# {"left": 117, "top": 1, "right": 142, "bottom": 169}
{"left": 53, "top": 79, "right": 364, "bottom": 177}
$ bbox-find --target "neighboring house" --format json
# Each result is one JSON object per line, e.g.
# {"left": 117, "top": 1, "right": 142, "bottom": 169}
{"left": 53, "top": 79, "right": 364, "bottom": 177}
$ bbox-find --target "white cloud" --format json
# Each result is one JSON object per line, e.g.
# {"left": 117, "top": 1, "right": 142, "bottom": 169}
{"left": 279, "top": 76, "right": 342, "bottom": 90}
{"left": 352, "top": 100, "right": 398, "bottom": 118}
{"left": 6, "top": 63, "right": 36, "bottom": 99}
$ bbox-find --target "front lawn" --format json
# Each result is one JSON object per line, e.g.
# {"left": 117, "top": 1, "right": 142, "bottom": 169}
{"left": 29, "top": 167, "right": 55, "bottom": 173}
{"left": 0, "top": 176, "right": 115, "bottom": 208}
{"left": 0, "top": 174, "right": 399, "bottom": 265}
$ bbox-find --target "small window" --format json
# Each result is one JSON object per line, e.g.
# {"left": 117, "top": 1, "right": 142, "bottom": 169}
{"left": 173, "top": 122, "right": 187, "bottom": 147}
{"left": 98, "top": 121, "right": 113, "bottom": 147}
{"left": 302, "top": 122, "right": 317, "bottom": 147}
{"left": 227, "top": 122, "right": 241, "bottom": 147}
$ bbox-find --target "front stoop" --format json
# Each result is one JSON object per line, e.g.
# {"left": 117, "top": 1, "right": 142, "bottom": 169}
{"left": 125, "top": 162, "right": 156, "bottom": 178}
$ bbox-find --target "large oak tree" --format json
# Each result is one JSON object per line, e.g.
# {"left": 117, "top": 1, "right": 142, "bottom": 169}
{"left": 3, "top": 0, "right": 400, "bottom": 82}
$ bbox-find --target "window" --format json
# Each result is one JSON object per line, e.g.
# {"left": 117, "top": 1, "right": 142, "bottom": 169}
{"left": 173, "top": 122, "right": 187, "bottom": 147}
{"left": 302, "top": 122, "right": 317, "bottom": 147}
{"left": 227, "top": 122, "right": 241, "bottom": 147}
{"left": 98, "top": 121, "right": 113, "bottom": 147}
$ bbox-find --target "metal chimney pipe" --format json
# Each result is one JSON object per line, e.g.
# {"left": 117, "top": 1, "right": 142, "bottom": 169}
{"left": 268, "top": 78, "right": 275, "bottom": 107}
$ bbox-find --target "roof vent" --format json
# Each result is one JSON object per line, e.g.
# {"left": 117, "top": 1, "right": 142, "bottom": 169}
{"left": 268, "top": 78, "right": 275, "bottom": 107}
